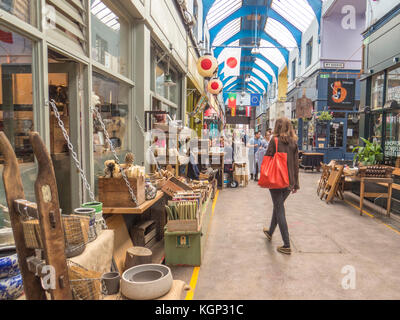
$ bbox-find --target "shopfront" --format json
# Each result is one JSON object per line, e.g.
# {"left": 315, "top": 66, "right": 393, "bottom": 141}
{"left": 295, "top": 72, "right": 361, "bottom": 163}
{"left": 361, "top": 4, "right": 400, "bottom": 167}
{"left": 0, "top": 0, "right": 136, "bottom": 214}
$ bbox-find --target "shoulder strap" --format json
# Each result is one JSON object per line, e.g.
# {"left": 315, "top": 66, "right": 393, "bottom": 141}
{"left": 275, "top": 137, "right": 278, "bottom": 153}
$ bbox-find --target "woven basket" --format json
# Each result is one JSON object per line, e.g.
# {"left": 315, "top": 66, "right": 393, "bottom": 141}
{"left": 67, "top": 261, "right": 102, "bottom": 300}
{"left": 359, "top": 165, "right": 394, "bottom": 178}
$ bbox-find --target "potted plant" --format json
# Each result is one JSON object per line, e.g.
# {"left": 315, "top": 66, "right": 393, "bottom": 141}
{"left": 315, "top": 111, "right": 333, "bottom": 122}
{"left": 352, "top": 137, "right": 383, "bottom": 166}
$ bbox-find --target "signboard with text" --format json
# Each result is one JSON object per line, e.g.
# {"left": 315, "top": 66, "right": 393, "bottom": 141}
{"left": 327, "top": 78, "right": 355, "bottom": 109}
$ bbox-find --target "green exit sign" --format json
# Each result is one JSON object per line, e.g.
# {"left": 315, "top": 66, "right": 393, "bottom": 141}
{"left": 320, "top": 74, "right": 330, "bottom": 79}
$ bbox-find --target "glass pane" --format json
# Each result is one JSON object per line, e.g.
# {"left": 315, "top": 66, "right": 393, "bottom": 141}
{"left": 371, "top": 73, "right": 385, "bottom": 110}
{"left": 92, "top": 72, "right": 130, "bottom": 196}
{"left": 384, "top": 112, "right": 400, "bottom": 164}
{"left": 371, "top": 113, "right": 383, "bottom": 144}
{"left": 206, "top": 0, "right": 242, "bottom": 29}
{"left": 169, "top": 71, "right": 180, "bottom": 105}
{"left": 346, "top": 114, "right": 360, "bottom": 153}
{"left": 212, "top": 18, "right": 241, "bottom": 47}
{"left": 0, "top": 26, "right": 36, "bottom": 210}
{"left": 387, "top": 66, "right": 400, "bottom": 104}
{"left": 329, "top": 122, "right": 344, "bottom": 148}
{"left": 91, "top": 0, "right": 128, "bottom": 76}
{"left": 316, "top": 122, "right": 327, "bottom": 148}
{"left": 155, "top": 63, "right": 167, "bottom": 98}
{"left": 0, "top": 0, "right": 36, "bottom": 26}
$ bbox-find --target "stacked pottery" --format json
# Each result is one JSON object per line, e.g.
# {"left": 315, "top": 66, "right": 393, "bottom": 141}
{"left": 82, "top": 202, "right": 105, "bottom": 236}
{"left": 0, "top": 247, "right": 23, "bottom": 300}
{"left": 74, "top": 207, "right": 97, "bottom": 242}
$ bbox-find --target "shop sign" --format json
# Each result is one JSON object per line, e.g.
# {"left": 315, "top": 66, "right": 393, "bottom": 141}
{"left": 327, "top": 78, "right": 355, "bottom": 108}
{"left": 385, "top": 141, "right": 400, "bottom": 158}
{"left": 324, "top": 62, "right": 345, "bottom": 69}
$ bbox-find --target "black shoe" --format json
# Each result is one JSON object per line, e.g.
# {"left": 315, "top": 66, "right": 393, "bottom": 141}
{"left": 277, "top": 246, "right": 291, "bottom": 255}
{"left": 251, "top": 174, "right": 254, "bottom": 180}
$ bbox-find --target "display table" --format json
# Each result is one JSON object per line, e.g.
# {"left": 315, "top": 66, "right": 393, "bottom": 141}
{"left": 103, "top": 191, "right": 165, "bottom": 215}
{"left": 300, "top": 153, "right": 324, "bottom": 171}
{"left": 345, "top": 176, "right": 393, "bottom": 217}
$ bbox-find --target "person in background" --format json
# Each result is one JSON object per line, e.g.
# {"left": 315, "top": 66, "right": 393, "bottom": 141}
{"left": 265, "top": 128, "right": 273, "bottom": 144}
{"left": 248, "top": 131, "right": 263, "bottom": 180}
{"left": 263, "top": 118, "right": 300, "bottom": 255}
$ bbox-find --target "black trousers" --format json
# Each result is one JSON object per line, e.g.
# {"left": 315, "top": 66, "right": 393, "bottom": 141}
{"left": 269, "top": 188, "right": 291, "bottom": 247}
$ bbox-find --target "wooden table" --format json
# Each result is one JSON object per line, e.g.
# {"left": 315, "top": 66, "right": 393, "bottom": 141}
{"left": 103, "top": 191, "right": 165, "bottom": 215}
{"left": 345, "top": 176, "right": 393, "bottom": 217}
{"left": 300, "top": 152, "right": 324, "bottom": 171}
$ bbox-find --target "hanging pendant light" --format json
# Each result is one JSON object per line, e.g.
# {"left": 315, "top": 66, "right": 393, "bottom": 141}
{"left": 207, "top": 78, "right": 223, "bottom": 95}
{"left": 197, "top": 54, "right": 218, "bottom": 78}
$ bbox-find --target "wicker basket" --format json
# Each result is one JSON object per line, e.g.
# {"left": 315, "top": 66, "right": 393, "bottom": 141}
{"left": 22, "top": 215, "right": 89, "bottom": 258}
{"left": 67, "top": 261, "right": 103, "bottom": 300}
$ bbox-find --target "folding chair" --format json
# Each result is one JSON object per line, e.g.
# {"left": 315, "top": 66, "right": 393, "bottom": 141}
{"left": 321, "top": 165, "right": 344, "bottom": 203}
{"left": 317, "top": 163, "right": 331, "bottom": 196}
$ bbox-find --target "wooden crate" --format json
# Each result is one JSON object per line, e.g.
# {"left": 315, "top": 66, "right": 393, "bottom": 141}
{"left": 132, "top": 220, "right": 157, "bottom": 248}
{"left": 98, "top": 176, "right": 145, "bottom": 207}
{"left": 167, "top": 219, "right": 200, "bottom": 232}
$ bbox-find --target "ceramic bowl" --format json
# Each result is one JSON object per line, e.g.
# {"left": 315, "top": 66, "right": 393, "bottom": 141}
{"left": 121, "top": 264, "right": 173, "bottom": 300}
{"left": 0, "top": 248, "right": 19, "bottom": 279}
{"left": 0, "top": 273, "right": 23, "bottom": 300}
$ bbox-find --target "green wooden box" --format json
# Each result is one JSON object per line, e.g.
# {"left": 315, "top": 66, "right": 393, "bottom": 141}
{"left": 164, "top": 195, "right": 213, "bottom": 266}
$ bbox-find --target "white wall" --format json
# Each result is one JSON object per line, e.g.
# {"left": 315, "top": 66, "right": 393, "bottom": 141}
{"left": 366, "top": 0, "right": 400, "bottom": 27}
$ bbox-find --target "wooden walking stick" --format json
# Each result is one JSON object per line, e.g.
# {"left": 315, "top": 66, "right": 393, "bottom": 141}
{"left": 29, "top": 132, "right": 72, "bottom": 300}
{"left": 0, "top": 132, "right": 46, "bottom": 300}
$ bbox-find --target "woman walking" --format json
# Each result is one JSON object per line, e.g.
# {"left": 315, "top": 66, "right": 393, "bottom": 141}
{"left": 263, "top": 118, "right": 299, "bottom": 255}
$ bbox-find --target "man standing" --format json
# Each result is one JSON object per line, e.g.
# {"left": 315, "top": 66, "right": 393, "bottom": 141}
{"left": 248, "top": 131, "right": 263, "bottom": 181}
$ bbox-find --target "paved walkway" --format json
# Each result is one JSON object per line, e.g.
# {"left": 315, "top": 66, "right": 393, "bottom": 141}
{"left": 193, "top": 172, "right": 400, "bottom": 300}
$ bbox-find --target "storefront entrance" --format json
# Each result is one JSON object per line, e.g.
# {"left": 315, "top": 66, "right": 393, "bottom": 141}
{"left": 48, "top": 50, "right": 83, "bottom": 214}
{"left": 314, "top": 112, "right": 360, "bottom": 163}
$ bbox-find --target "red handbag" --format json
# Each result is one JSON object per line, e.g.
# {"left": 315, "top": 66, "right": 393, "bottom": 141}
{"left": 258, "top": 137, "right": 290, "bottom": 189}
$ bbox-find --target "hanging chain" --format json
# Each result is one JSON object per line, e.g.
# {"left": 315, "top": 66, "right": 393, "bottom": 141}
{"left": 92, "top": 106, "right": 138, "bottom": 206}
{"left": 49, "top": 100, "right": 96, "bottom": 202}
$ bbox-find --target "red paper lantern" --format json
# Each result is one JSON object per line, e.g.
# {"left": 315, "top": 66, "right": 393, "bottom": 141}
{"left": 207, "top": 78, "right": 223, "bottom": 95}
{"left": 197, "top": 54, "right": 218, "bottom": 78}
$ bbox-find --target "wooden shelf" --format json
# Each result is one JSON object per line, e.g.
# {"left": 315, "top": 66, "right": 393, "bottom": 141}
{"left": 103, "top": 191, "right": 164, "bottom": 215}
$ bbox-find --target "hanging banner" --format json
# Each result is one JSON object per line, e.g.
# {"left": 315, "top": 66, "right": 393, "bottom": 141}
{"left": 228, "top": 93, "right": 237, "bottom": 109}
{"left": 222, "top": 48, "right": 241, "bottom": 77}
{"left": 246, "top": 106, "right": 251, "bottom": 117}
{"left": 250, "top": 94, "right": 261, "bottom": 106}
{"left": 327, "top": 78, "right": 355, "bottom": 108}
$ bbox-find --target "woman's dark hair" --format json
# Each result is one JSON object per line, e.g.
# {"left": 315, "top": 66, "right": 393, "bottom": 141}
{"left": 273, "top": 117, "right": 298, "bottom": 144}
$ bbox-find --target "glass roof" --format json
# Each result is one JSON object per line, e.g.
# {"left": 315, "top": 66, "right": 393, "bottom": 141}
{"left": 206, "top": 0, "right": 242, "bottom": 29}
{"left": 224, "top": 77, "right": 237, "bottom": 88}
{"left": 258, "top": 40, "right": 286, "bottom": 67}
{"left": 248, "top": 83, "right": 261, "bottom": 93}
{"left": 212, "top": 18, "right": 241, "bottom": 47}
{"left": 253, "top": 68, "right": 271, "bottom": 84}
{"left": 264, "top": 18, "right": 297, "bottom": 49}
{"left": 255, "top": 59, "right": 276, "bottom": 80}
{"left": 91, "top": 0, "right": 120, "bottom": 31}
{"left": 250, "top": 77, "right": 265, "bottom": 91}
{"left": 270, "top": 0, "right": 316, "bottom": 33}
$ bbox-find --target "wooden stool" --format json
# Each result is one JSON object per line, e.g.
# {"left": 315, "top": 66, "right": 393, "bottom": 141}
{"left": 125, "top": 247, "right": 153, "bottom": 270}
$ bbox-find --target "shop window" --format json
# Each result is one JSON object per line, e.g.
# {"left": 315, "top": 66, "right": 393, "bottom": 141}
{"left": 384, "top": 111, "right": 400, "bottom": 164}
{"left": 371, "top": 113, "right": 383, "bottom": 144}
{"left": 329, "top": 122, "right": 344, "bottom": 148}
{"left": 155, "top": 63, "right": 167, "bottom": 99}
{"left": 92, "top": 72, "right": 130, "bottom": 195}
{"left": 91, "top": 0, "right": 128, "bottom": 76}
{"left": 0, "top": 26, "right": 36, "bottom": 205}
{"left": 387, "top": 66, "right": 400, "bottom": 104}
{"left": 316, "top": 122, "right": 327, "bottom": 148}
{"left": 346, "top": 114, "right": 360, "bottom": 153}
{"left": 371, "top": 73, "right": 385, "bottom": 110}
{"left": 0, "top": 0, "right": 36, "bottom": 26}
{"left": 291, "top": 58, "right": 296, "bottom": 81}
{"left": 306, "top": 38, "right": 313, "bottom": 68}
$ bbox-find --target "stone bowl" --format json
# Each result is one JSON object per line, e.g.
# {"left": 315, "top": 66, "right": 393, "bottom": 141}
{"left": 121, "top": 264, "right": 173, "bottom": 300}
